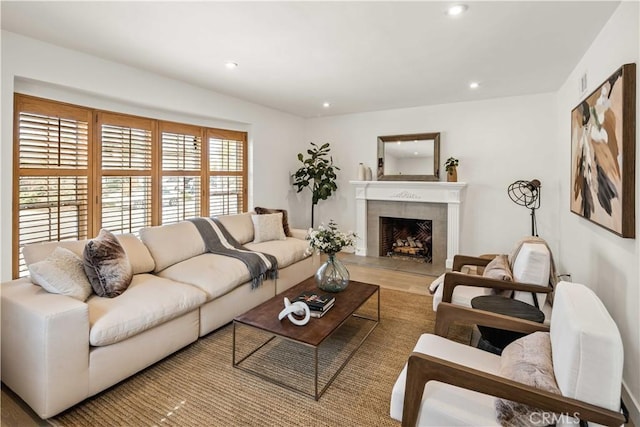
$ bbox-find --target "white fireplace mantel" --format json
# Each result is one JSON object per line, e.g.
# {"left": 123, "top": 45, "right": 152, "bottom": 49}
{"left": 350, "top": 181, "right": 467, "bottom": 269}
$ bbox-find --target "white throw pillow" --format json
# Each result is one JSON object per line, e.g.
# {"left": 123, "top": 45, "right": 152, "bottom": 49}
{"left": 251, "top": 213, "right": 286, "bottom": 243}
{"left": 28, "top": 246, "right": 93, "bottom": 301}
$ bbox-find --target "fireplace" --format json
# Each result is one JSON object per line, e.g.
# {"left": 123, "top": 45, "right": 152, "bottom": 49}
{"left": 380, "top": 217, "right": 432, "bottom": 263}
{"left": 351, "top": 181, "right": 466, "bottom": 269}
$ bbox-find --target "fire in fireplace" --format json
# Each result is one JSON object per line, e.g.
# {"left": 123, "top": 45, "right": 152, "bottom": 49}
{"left": 379, "top": 217, "right": 432, "bottom": 263}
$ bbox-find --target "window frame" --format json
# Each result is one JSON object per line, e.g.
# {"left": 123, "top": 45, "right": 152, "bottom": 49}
{"left": 12, "top": 94, "right": 248, "bottom": 278}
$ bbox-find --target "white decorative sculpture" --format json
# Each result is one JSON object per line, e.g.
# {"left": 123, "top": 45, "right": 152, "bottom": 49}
{"left": 278, "top": 297, "right": 310, "bottom": 326}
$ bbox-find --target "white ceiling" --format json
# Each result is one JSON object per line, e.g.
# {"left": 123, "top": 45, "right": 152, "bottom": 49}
{"left": 1, "top": 1, "right": 620, "bottom": 118}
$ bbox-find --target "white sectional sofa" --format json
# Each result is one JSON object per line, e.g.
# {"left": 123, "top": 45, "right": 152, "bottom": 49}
{"left": 1, "top": 212, "right": 316, "bottom": 419}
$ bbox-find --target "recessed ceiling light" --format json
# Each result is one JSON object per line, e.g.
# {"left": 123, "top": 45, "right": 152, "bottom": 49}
{"left": 322, "top": 102, "right": 331, "bottom": 108}
{"left": 225, "top": 61, "right": 238, "bottom": 69}
{"left": 446, "top": 4, "right": 468, "bottom": 16}
{"left": 469, "top": 82, "right": 480, "bottom": 89}
{"left": 414, "top": 151, "right": 419, "bottom": 156}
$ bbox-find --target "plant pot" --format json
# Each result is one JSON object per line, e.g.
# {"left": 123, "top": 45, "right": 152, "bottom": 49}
{"left": 315, "top": 253, "right": 350, "bottom": 292}
{"left": 447, "top": 167, "right": 458, "bottom": 182}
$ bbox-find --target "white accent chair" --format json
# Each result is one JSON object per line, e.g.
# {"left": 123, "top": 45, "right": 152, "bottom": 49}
{"left": 391, "top": 281, "right": 625, "bottom": 426}
{"left": 433, "top": 240, "right": 555, "bottom": 322}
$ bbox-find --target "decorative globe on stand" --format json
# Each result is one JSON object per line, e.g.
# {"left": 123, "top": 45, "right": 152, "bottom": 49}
{"left": 315, "top": 253, "right": 350, "bottom": 292}
{"left": 307, "top": 220, "right": 357, "bottom": 293}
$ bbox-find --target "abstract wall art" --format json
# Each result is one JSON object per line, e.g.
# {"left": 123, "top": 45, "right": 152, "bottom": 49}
{"left": 571, "top": 63, "right": 636, "bottom": 238}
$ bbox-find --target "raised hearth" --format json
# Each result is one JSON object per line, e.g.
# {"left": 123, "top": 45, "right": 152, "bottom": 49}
{"left": 351, "top": 181, "right": 466, "bottom": 269}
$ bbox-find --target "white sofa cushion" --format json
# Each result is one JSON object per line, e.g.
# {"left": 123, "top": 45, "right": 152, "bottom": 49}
{"left": 88, "top": 273, "right": 206, "bottom": 346}
{"left": 550, "top": 281, "right": 623, "bottom": 412}
{"left": 245, "top": 237, "right": 311, "bottom": 269}
{"left": 140, "top": 221, "right": 205, "bottom": 272}
{"left": 511, "top": 243, "right": 551, "bottom": 308}
{"left": 156, "top": 253, "right": 252, "bottom": 300}
{"left": 216, "top": 212, "right": 254, "bottom": 244}
{"left": 390, "top": 333, "right": 501, "bottom": 426}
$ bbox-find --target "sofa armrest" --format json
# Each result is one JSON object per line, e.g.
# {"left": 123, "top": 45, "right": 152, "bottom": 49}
{"left": 289, "top": 228, "right": 309, "bottom": 240}
{"left": 1, "top": 278, "right": 90, "bottom": 418}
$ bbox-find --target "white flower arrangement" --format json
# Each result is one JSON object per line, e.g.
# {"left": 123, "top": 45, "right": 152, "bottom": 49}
{"left": 307, "top": 220, "right": 357, "bottom": 255}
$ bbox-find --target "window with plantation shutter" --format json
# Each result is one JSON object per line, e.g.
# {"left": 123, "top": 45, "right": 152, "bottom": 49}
{"left": 13, "top": 95, "right": 92, "bottom": 277}
{"left": 160, "top": 123, "right": 203, "bottom": 224}
{"left": 13, "top": 95, "right": 249, "bottom": 279}
{"left": 98, "top": 113, "right": 153, "bottom": 234}
{"left": 208, "top": 129, "right": 247, "bottom": 216}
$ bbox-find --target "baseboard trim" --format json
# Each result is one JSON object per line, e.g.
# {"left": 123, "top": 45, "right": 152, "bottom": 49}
{"left": 622, "top": 380, "right": 639, "bottom": 426}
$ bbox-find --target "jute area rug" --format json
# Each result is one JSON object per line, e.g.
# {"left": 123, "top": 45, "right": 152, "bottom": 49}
{"left": 50, "top": 289, "right": 470, "bottom": 427}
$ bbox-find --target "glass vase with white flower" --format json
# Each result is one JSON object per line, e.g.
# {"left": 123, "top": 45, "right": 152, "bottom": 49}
{"left": 307, "top": 220, "right": 356, "bottom": 292}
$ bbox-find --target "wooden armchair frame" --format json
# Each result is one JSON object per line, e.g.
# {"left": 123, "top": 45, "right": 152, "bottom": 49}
{"left": 401, "top": 303, "right": 625, "bottom": 427}
{"left": 442, "top": 255, "right": 553, "bottom": 306}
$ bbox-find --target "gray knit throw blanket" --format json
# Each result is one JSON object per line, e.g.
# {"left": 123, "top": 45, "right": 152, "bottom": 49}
{"left": 188, "top": 217, "right": 278, "bottom": 289}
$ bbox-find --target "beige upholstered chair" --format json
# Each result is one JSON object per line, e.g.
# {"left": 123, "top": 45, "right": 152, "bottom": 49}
{"left": 431, "top": 238, "right": 556, "bottom": 323}
{"left": 391, "top": 281, "right": 625, "bottom": 427}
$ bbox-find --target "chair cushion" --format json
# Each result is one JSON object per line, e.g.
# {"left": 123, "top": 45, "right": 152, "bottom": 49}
{"left": 550, "top": 282, "right": 623, "bottom": 412}
{"left": 496, "top": 332, "right": 561, "bottom": 426}
{"left": 432, "top": 282, "right": 489, "bottom": 312}
{"left": 390, "top": 334, "right": 501, "bottom": 426}
{"left": 88, "top": 273, "right": 206, "bottom": 346}
{"left": 511, "top": 243, "right": 551, "bottom": 308}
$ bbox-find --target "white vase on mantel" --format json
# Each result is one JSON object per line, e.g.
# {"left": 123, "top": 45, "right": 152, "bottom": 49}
{"left": 358, "top": 163, "right": 366, "bottom": 181}
{"left": 364, "top": 166, "right": 372, "bottom": 181}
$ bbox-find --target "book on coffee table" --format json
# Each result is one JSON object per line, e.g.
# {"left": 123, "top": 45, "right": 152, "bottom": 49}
{"left": 293, "top": 291, "right": 336, "bottom": 311}
{"left": 309, "top": 300, "right": 334, "bottom": 318}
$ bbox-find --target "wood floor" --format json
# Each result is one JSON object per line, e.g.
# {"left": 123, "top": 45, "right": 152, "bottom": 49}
{"left": 0, "top": 265, "right": 430, "bottom": 426}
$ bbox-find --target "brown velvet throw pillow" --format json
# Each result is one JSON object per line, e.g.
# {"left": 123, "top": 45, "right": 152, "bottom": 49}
{"left": 83, "top": 229, "right": 133, "bottom": 298}
{"left": 496, "top": 332, "right": 562, "bottom": 427}
{"left": 254, "top": 207, "right": 292, "bottom": 237}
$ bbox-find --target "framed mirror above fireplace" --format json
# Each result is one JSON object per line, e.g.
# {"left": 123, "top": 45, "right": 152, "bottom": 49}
{"left": 377, "top": 132, "right": 440, "bottom": 181}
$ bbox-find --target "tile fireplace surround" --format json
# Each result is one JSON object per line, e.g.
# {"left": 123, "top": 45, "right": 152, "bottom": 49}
{"left": 350, "top": 181, "right": 467, "bottom": 270}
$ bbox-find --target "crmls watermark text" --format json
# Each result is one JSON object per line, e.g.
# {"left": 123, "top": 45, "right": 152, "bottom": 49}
{"left": 530, "top": 412, "right": 581, "bottom": 425}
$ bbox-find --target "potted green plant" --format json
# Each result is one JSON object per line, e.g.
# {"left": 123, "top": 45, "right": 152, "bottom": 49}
{"left": 444, "top": 157, "right": 459, "bottom": 182}
{"left": 292, "top": 142, "right": 340, "bottom": 227}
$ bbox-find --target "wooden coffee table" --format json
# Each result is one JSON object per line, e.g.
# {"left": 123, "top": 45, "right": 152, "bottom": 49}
{"left": 232, "top": 276, "right": 380, "bottom": 400}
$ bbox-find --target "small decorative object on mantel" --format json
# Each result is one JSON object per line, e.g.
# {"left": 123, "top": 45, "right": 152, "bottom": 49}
{"left": 444, "top": 157, "right": 459, "bottom": 182}
{"left": 364, "top": 166, "right": 373, "bottom": 181}
{"left": 277, "top": 297, "right": 310, "bottom": 326}
{"left": 308, "top": 220, "right": 356, "bottom": 292}
{"left": 358, "top": 163, "right": 366, "bottom": 181}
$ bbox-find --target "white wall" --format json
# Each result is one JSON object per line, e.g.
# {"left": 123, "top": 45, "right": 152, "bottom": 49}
{"left": 0, "top": 31, "right": 306, "bottom": 281}
{"left": 555, "top": 1, "right": 640, "bottom": 421}
{"left": 304, "top": 93, "right": 560, "bottom": 256}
